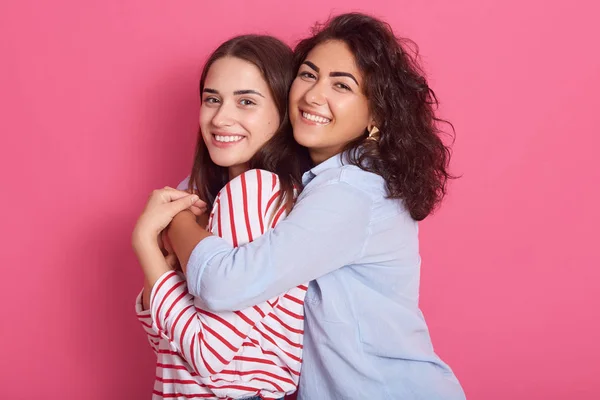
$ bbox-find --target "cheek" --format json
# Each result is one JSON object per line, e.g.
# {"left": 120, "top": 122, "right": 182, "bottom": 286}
{"left": 342, "top": 98, "right": 368, "bottom": 123}
{"left": 331, "top": 99, "right": 369, "bottom": 136}
{"left": 199, "top": 108, "right": 212, "bottom": 129}
{"left": 289, "top": 81, "right": 304, "bottom": 112}
{"left": 199, "top": 110, "right": 216, "bottom": 144}
{"left": 245, "top": 111, "right": 278, "bottom": 143}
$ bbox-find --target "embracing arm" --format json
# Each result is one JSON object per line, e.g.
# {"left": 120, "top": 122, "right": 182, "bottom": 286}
{"left": 151, "top": 170, "right": 290, "bottom": 376}
{"left": 173, "top": 181, "right": 372, "bottom": 311}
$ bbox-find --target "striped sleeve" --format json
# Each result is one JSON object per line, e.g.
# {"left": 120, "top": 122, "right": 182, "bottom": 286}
{"left": 134, "top": 290, "right": 160, "bottom": 354}
{"left": 149, "top": 271, "right": 278, "bottom": 377}
{"left": 210, "top": 169, "right": 286, "bottom": 245}
{"left": 132, "top": 175, "right": 190, "bottom": 354}
{"left": 149, "top": 170, "right": 287, "bottom": 377}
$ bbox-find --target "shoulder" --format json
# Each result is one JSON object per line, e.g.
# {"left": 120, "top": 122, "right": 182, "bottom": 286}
{"left": 215, "top": 169, "right": 281, "bottom": 208}
{"left": 303, "top": 164, "right": 383, "bottom": 200}
{"left": 176, "top": 175, "right": 191, "bottom": 190}
{"left": 221, "top": 169, "right": 279, "bottom": 194}
{"left": 298, "top": 164, "right": 413, "bottom": 221}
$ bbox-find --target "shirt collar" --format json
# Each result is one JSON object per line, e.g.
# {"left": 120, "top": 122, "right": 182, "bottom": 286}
{"left": 301, "top": 152, "right": 350, "bottom": 185}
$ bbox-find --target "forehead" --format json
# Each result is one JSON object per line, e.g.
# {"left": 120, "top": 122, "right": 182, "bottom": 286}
{"left": 304, "top": 40, "right": 362, "bottom": 78}
{"left": 204, "top": 56, "right": 269, "bottom": 92}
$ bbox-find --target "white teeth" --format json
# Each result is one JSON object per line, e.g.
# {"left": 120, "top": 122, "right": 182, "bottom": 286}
{"left": 302, "top": 112, "right": 331, "bottom": 124}
{"left": 214, "top": 135, "right": 243, "bottom": 143}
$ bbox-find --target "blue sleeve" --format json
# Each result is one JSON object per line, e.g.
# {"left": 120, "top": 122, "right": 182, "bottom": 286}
{"left": 176, "top": 175, "right": 191, "bottom": 190}
{"left": 186, "top": 181, "right": 372, "bottom": 311}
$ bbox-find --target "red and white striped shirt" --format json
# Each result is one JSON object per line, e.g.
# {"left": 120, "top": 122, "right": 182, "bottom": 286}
{"left": 136, "top": 169, "right": 306, "bottom": 400}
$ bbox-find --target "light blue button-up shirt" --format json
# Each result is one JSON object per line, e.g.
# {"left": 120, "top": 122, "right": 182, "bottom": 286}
{"left": 186, "top": 153, "right": 465, "bottom": 399}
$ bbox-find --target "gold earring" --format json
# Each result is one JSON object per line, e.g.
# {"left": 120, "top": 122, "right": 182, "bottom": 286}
{"left": 367, "top": 126, "right": 380, "bottom": 141}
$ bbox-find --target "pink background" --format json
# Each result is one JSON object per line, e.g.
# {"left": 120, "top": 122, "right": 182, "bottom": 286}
{"left": 1, "top": 0, "right": 598, "bottom": 399}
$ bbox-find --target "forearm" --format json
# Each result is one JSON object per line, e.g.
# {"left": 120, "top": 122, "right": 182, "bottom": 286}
{"left": 149, "top": 271, "right": 277, "bottom": 377}
{"left": 168, "top": 210, "right": 213, "bottom": 274}
{"left": 132, "top": 235, "right": 172, "bottom": 296}
{"left": 187, "top": 182, "right": 372, "bottom": 311}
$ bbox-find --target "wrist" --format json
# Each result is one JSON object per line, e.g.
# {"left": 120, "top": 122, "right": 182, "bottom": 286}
{"left": 172, "top": 209, "right": 197, "bottom": 223}
{"left": 131, "top": 230, "right": 162, "bottom": 258}
{"left": 132, "top": 229, "right": 157, "bottom": 255}
{"left": 169, "top": 210, "right": 197, "bottom": 235}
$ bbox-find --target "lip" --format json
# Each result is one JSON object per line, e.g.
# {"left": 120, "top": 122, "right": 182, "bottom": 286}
{"left": 210, "top": 132, "right": 246, "bottom": 148}
{"left": 299, "top": 108, "right": 332, "bottom": 125}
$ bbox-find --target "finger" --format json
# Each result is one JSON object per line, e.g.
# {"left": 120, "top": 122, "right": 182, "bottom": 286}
{"left": 178, "top": 193, "right": 206, "bottom": 210}
{"left": 188, "top": 205, "right": 206, "bottom": 216}
{"left": 193, "top": 198, "right": 207, "bottom": 208}
{"left": 162, "top": 230, "right": 173, "bottom": 253}
{"left": 165, "top": 253, "right": 178, "bottom": 269}
{"left": 166, "top": 194, "right": 201, "bottom": 216}
{"left": 157, "top": 231, "right": 164, "bottom": 250}
{"left": 157, "top": 187, "right": 195, "bottom": 203}
{"left": 161, "top": 187, "right": 207, "bottom": 209}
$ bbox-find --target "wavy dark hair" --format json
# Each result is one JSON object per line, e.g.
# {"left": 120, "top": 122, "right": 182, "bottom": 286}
{"left": 294, "top": 13, "right": 455, "bottom": 220}
{"left": 189, "top": 35, "right": 311, "bottom": 212}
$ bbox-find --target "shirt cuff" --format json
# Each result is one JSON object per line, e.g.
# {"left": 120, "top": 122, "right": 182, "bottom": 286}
{"left": 149, "top": 269, "right": 187, "bottom": 339}
{"left": 186, "top": 235, "right": 233, "bottom": 296}
{"left": 135, "top": 288, "right": 159, "bottom": 340}
{"left": 135, "top": 288, "right": 150, "bottom": 318}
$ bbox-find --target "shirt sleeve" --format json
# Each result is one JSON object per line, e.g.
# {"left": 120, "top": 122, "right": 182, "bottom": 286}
{"left": 134, "top": 290, "right": 160, "bottom": 354}
{"left": 148, "top": 271, "right": 279, "bottom": 377}
{"left": 131, "top": 175, "right": 190, "bottom": 354}
{"left": 148, "top": 169, "right": 290, "bottom": 377}
{"left": 186, "top": 179, "right": 373, "bottom": 312}
{"left": 176, "top": 175, "right": 191, "bottom": 190}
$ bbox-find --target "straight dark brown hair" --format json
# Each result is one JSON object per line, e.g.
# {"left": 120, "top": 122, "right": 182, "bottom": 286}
{"left": 189, "top": 35, "right": 311, "bottom": 212}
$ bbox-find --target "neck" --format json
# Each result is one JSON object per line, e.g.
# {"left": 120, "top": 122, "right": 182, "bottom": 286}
{"left": 309, "top": 148, "right": 342, "bottom": 165}
{"left": 228, "top": 164, "right": 249, "bottom": 180}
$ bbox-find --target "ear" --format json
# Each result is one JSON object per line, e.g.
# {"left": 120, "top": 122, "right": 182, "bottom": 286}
{"left": 366, "top": 116, "right": 378, "bottom": 132}
{"left": 366, "top": 117, "right": 380, "bottom": 141}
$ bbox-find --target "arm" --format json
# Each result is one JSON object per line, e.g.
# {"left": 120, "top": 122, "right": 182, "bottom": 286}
{"left": 169, "top": 210, "right": 210, "bottom": 272}
{"left": 179, "top": 180, "right": 372, "bottom": 312}
{"left": 167, "top": 174, "right": 210, "bottom": 270}
{"left": 168, "top": 169, "right": 285, "bottom": 273}
{"left": 132, "top": 177, "right": 200, "bottom": 352}
{"left": 147, "top": 270, "right": 279, "bottom": 377}
{"left": 150, "top": 170, "right": 288, "bottom": 376}
{"left": 135, "top": 290, "right": 161, "bottom": 354}
{"left": 135, "top": 175, "right": 194, "bottom": 309}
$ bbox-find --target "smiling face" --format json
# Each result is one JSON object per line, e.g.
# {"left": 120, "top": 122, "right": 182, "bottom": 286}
{"left": 200, "top": 56, "right": 281, "bottom": 179}
{"left": 289, "top": 40, "right": 373, "bottom": 164}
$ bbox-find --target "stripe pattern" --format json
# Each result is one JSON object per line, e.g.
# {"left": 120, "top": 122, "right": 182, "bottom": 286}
{"left": 136, "top": 169, "right": 306, "bottom": 399}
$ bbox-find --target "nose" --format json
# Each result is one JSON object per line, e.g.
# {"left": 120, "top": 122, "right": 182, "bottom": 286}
{"left": 304, "top": 81, "right": 326, "bottom": 106}
{"left": 211, "top": 101, "right": 236, "bottom": 128}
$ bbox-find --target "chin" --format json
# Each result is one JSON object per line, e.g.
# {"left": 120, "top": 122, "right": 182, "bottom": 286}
{"left": 292, "top": 132, "right": 319, "bottom": 149}
{"left": 206, "top": 153, "right": 234, "bottom": 168}
{"left": 212, "top": 160, "right": 235, "bottom": 169}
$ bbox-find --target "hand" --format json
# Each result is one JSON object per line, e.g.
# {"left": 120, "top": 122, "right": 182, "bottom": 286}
{"left": 159, "top": 229, "right": 172, "bottom": 255}
{"left": 132, "top": 187, "right": 206, "bottom": 251}
{"left": 164, "top": 252, "right": 181, "bottom": 271}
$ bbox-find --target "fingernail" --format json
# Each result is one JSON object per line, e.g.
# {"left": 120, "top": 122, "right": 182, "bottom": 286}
{"left": 191, "top": 195, "right": 199, "bottom": 202}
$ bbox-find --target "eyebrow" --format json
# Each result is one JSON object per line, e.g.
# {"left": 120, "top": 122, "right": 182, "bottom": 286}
{"left": 203, "top": 88, "right": 265, "bottom": 98}
{"left": 302, "top": 61, "right": 359, "bottom": 86}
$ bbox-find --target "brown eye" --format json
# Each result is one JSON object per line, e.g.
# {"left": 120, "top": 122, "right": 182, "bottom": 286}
{"left": 299, "top": 71, "right": 316, "bottom": 80}
{"left": 335, "top": 82, "right": 351, "bottom": 91}
{"left": 204, "top": 97, "right": 220, "bottom": 104}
